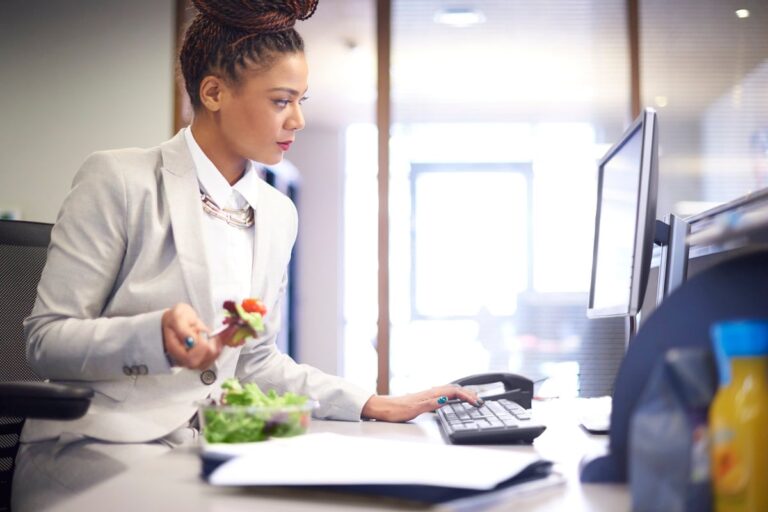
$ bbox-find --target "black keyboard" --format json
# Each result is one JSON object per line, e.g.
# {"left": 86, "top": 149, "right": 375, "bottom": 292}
{"left": 436, "top": 399, "right": 547, "bottom": 444}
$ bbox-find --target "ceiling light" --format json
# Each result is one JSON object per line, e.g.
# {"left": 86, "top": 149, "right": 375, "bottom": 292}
{"left": 433, "top": 8, "right": 486, "bottom": 27}
{"left": 735, "top": 8, "right": 750, "bottom": 18}
{"left": 654, "top": 96, "right": 668, "bottom": 108}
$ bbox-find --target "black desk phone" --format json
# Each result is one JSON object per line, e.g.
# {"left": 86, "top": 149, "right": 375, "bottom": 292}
{"left": 452, "top": 372, "right": 535, "bottom": 409}
{"left": 437, "top": 372, "right": 545, "bottom": 444}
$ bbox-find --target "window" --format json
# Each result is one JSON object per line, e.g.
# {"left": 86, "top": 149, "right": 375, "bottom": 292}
{"left": 411, "top": 165, "right": 530, "bottom": 318}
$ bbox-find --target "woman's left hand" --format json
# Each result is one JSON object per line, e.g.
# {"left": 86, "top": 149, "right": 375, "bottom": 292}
{"left": 361, "top": 385, "right": 481, "bottom": 422}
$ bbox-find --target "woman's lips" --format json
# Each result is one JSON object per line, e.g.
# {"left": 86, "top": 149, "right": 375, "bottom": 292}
{"left": 277, "top": 141, "right": 292, "bottom": 151}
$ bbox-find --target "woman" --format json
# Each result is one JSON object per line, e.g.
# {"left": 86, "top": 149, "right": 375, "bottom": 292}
{"left": 11, "top": 1, "right": 477, "bottom": 510}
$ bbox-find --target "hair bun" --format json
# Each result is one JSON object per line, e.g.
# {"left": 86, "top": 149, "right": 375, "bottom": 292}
{"left": 192, "top": 0, "right": 319, "bottom": 33}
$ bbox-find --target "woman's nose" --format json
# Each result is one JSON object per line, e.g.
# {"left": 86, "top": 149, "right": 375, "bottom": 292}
{"left": 287, "top": 105, "right": 305, "bottom": 131}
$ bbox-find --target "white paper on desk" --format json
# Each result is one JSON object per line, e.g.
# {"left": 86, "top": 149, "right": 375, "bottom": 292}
{"left": 208, "top": 432, "right": 543, "bottom": 490}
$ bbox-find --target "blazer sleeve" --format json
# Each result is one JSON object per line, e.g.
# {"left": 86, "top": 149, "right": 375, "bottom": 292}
{"left": 24, "top": 152, "right": 169, "bottom": 381}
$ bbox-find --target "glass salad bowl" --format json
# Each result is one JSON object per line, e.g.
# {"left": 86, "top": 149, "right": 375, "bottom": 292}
{"left": 198, "top": 379, "right": 316, "bottom": 444}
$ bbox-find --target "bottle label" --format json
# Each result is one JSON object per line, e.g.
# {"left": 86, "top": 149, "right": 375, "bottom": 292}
{"left": 712, "top": 428, "right": 748, "bottom": 495}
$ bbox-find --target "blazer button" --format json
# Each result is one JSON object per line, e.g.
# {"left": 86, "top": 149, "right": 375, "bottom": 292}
{"left": 200, "top": 369, "right": 216, "bottom": 385}
{"left": 123, "top": 365, "right": 133, "bottom": 376}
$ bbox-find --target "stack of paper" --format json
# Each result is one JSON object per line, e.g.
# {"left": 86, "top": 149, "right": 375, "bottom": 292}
{"left": 204, "top": 432, "right": 553, "bottom": 502}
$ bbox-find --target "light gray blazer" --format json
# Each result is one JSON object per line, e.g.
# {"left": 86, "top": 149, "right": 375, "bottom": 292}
{"left": 21, "top": 131, "right": 372, "bottom": 443}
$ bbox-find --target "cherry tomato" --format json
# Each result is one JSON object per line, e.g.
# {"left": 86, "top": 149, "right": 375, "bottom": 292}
{"left": 241, "top": 298, "right": 267, "bottom": 315}
{"left": 241, "top": 298, "right": 258, "bottom": 313}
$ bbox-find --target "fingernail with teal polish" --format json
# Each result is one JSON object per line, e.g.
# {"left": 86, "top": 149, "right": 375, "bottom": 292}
{"left": 437, "top": 396, "right": 448, "bottom": 405}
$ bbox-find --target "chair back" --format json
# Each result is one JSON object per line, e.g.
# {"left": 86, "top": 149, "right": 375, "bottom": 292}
{"left": 0, "top": 220, "right": 52, "bottom": 511}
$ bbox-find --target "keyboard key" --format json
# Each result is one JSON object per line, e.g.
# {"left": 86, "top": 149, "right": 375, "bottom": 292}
{"left": 502, "top": 400, "right": 521, "bottom": 411}
{"left": 486, "top": 402, "right": 506, "bottom": 414}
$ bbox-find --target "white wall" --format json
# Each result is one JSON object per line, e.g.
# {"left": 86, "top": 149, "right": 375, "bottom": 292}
{"left": 0, "top": 0, "right": 175, "bottom": 222}
{"left": 285, "top": 128, "right": 346, "bottom": 376}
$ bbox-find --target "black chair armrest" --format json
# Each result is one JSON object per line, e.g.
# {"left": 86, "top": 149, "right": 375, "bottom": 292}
{"left": 0, "top": 381, "right": 93, "bottom": 420}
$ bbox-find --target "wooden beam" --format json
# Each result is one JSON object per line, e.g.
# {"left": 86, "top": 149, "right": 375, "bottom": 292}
{"left": 376, "top": 0, "right": 391, "bottom": 396}
{"left": 628, "top": 0, "right": 641, "bottom": 119}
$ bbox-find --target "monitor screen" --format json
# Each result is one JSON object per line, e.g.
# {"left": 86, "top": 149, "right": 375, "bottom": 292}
{"left": 588, "top": 108, "right": 658, "bottom": 319}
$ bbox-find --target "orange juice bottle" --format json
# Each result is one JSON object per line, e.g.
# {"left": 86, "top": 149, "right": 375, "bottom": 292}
{"left": 710, "top": 320, "right": 768, "bottom": 512}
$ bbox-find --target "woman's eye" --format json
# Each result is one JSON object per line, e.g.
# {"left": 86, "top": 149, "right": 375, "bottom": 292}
{"left": 273, "top": 99, "right": 290, "bottom": 108}
{"left": 299, "top": 96, "right": 309, "bottom": 105}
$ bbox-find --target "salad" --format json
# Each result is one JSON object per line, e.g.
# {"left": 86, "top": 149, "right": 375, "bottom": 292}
{"left": 201, "top": 378, "right": 313, "bottom": 443}
{"left": 221, "top": 298, "right": 267, "bottom": 346}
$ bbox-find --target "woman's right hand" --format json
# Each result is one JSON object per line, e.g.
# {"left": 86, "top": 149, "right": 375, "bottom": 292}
{"left": 162, "top": 303, "right": 221, "bottom": 370}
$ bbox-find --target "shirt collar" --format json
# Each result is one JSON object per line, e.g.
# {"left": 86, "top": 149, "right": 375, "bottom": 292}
{"left": 183, "top": 127, "right": 259, "bottom": 209}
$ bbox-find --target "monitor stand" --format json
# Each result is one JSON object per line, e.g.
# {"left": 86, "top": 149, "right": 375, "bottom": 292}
{"left": 627, "top": 213, "right": 689, "bottom": 348}
{"left": 655, "top": 214, "right": 689, "bottom": 303}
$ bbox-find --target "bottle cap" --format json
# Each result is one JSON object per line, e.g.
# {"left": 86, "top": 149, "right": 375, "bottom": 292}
{"left": 711, "top": 320, "right": 768, "bottom": 357}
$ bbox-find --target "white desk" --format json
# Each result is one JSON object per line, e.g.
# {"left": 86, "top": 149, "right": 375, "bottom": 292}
{"left": 50, "top": 401, "right": 630, "bottom": 511}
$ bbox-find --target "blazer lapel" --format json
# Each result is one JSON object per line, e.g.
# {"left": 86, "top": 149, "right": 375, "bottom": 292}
{"left": 159, "top": 131, "right": 216, "bottom": 326}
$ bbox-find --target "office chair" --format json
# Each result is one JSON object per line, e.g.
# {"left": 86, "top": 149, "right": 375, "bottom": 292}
{"left": 0, "top": 220, "right": 93, "bottom": 512}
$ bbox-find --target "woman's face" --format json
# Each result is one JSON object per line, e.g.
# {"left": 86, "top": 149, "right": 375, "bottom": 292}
{"left": 217, "top": 52, "right": 308, "bottom": 166}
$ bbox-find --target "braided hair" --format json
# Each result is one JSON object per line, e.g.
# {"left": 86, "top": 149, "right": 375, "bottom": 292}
{"left": 180, "top": 0, "right": 319, "bottom": 109}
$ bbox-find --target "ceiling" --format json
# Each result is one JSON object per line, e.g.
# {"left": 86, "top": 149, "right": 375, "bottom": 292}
{"left": 297, "top": 0, "right": 768, "bottom": 135}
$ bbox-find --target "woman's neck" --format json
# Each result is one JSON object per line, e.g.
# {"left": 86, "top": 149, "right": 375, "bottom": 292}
{"left": 189, "top": 120, "right": 246, "bottom": 186}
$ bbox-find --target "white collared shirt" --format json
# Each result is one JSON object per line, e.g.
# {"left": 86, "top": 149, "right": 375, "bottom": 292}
{"left": 184, "top": 127, "right": 257, "bottom": 332}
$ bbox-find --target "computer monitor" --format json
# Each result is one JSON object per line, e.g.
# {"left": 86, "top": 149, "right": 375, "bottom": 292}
{"left": 587, "top": 108, "right": 659, "bottom": 325}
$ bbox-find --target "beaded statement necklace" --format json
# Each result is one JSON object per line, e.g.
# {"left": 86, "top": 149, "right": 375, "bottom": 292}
{"left": 200, "top": 190, "right": 254, "bottom": 228}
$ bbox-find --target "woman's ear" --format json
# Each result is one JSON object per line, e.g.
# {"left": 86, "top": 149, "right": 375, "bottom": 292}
{"left": 199, "top": 75, "right": 225, "bottom": 112}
